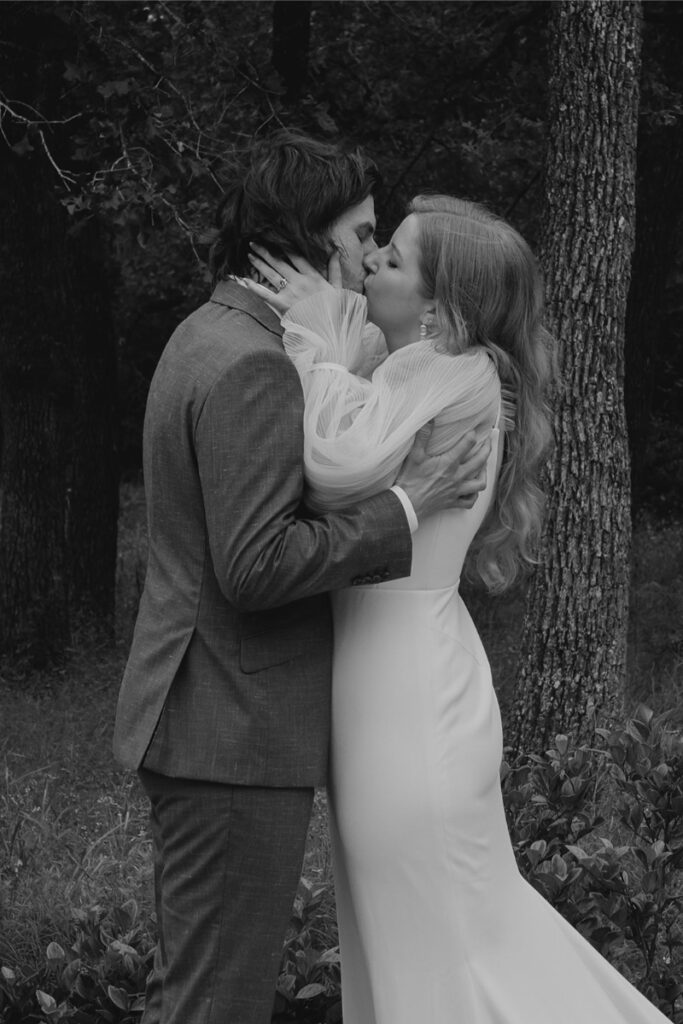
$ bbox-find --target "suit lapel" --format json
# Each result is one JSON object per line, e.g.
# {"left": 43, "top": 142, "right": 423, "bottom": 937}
{"left": 210, "top": 279, "right": 283, "bottom": 338}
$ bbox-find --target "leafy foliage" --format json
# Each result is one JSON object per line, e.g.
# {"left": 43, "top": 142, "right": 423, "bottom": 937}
{"left": 503, "top": 705, "right": 683, "bottom": 1021}
{"left": 0, "top": 901, "right": 152, "bottom": 1023}
{"left": 2, "top": 703, "right": 682, "bottom": 1022}
{"left": 275, "top": 878, "right": 341, "bottom": 1023}
{"left": 6, "top": 2, "right": 546, "bottom": 241}
{"left": 65, "top": 0, "right": 546, "bottom": 470}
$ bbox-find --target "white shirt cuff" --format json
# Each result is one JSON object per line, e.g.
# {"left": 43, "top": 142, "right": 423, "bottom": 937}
{"left": 390, "top": 485, "right": 419, "bottom": 534}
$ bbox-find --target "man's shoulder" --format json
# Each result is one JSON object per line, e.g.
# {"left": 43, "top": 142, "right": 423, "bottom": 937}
{"left": 202, "top": 279, "right": 281, "bottom": 336}
{"left": 172, "top": 282, "right": 283, "bottom": 359}
{"left": 148, "top": 284, "right": 291, "bottom": 407}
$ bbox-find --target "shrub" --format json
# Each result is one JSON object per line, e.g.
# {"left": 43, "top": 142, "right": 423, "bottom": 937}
{"left": 503, "top": 704, "right": 683, "bottom": 1022}
{"left": 274, "top": 877, "right": 341, "bottom": 1023}
{"left": 0, "top": 901, "right": 152, "bottom": 1023}
{"left": 3, "top": 707, "right": 682, "bottom": 1023}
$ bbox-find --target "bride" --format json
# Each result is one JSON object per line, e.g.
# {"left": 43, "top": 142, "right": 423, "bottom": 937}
{"left": 247, "top": 195, "right": 670, "bottom": 1024}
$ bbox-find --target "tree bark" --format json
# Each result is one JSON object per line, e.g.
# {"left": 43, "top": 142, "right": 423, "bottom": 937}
{"left": 272, "top": 0, "right": 312, "bottom": 100}
{"left": 0, "top": 3, "right": 118, "bottom": 665}
{"left": 625, "top": 5, "right": 683, "bottom": 511}
{"left": 510, "top": 0, "right": 642, "bottom": 752}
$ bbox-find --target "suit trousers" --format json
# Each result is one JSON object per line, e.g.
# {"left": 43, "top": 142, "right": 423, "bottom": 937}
{"left": 138, "top": 769, "right": 314, "bottom": 1024}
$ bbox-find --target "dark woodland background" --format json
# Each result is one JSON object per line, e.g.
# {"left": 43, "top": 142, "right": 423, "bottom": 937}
{"left": 3, "top": 2, "right": 682, "bottom": 484}
{"left": 1, "top": 0, "right": 682, "bottom": 733}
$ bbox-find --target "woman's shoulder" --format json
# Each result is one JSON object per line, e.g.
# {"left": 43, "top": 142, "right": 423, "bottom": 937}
{"left": 387, "top": 339, "right": 497, "bottom": 379}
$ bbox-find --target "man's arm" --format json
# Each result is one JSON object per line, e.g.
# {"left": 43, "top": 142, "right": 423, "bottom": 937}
{"left": 196, "top": 344, "right": 412, "bottom": 612}
{"left": 395, "top": 425, "right": 491, "bottom": 521}
{"left": 197, "top": 337, "right": 490, "bottom": 612}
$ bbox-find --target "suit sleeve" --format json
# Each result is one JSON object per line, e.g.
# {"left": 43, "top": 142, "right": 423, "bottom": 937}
{"left": 195, "top": 344, "right": 412, "bottom": 611}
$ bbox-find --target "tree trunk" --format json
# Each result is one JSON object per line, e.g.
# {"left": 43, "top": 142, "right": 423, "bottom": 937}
{"left": 510, "top": 0, "right": 642, "bottom": 753}
{"left": 625, "top": 5, "right": 683, "bottom": 512}
{"left": 0, "top": 3, "right": 118, "bottom": 666}
{"left": 272, "top": 0, "right": 312, "bottom": 100}
{"left": 61, "top": 214, "right": 119, "bottom": 627}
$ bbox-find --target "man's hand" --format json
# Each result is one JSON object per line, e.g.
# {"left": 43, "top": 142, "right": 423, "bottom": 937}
{"left": 243, "top": 245, "right": 342, "bottom": 315}
{"left": 395, "top": 426, "right": 491, "bottom": 521}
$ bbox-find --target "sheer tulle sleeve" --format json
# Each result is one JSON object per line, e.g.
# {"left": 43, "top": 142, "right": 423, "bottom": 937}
{"left": 282, "top": 290, "right": 500, "bottom": 512}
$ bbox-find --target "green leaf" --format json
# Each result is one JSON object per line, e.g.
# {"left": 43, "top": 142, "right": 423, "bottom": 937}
{"left": 642, "top": 870, "right": 661, "bottom": 893}
{"left": 634, "top": 704, "right": 655, "bottom": 727}
{"left": 36, "top": 990, "right": 57, "bottom": 1012}
{"left": 317, "top": 947, "right": 341, "bottom": 965}
{"left": 11, "top": 135, "right": 34, "bottom": 157}
{"left": 550, "top": 853, "right": 568, "bottom": 879}
{"left": 97, "top": 80, "right": 131, "bottom": 99}
{"left": 63, "top": 61, "right": 82, "bottom": 82}
{"left": 566, "top": 844, "right": 588, "bottom": 861}
{"left": 107, "top": 985, "right": 130, "bottom": 1010}
{"left": 46, "top": 942, "right": 65, "bottom": 961}
{"left": 554, "top": 734, "right": 569, "bottom": 756}
{"left": 110, "top": 940, "right": 138, "bottom": 956}
{"left": 277, "top": 974, "right": 296, "bottom": 998}
{"left": 296, "top": 982, "right": 326, "bottom": 1000}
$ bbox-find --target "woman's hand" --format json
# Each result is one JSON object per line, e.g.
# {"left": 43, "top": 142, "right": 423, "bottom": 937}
{"left": 243, "top": 244, "right": 343, "bottom": 315}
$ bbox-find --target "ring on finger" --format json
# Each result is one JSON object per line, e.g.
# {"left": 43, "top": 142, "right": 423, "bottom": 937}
{"left": 277, "top": 276, "right": 288, "bottom": 291}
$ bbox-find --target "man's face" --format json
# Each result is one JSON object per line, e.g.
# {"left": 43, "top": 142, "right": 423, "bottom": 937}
{"left": 328, "top": 196, "right": 378, "bottom": 293}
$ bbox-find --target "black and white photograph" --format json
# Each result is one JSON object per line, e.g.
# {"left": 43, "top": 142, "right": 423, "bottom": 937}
{"left": 1, "top": 2, "right": 682, "bottom": 1022}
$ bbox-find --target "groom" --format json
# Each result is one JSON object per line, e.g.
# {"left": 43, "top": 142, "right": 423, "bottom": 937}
{"left": 114, "top": 130, "right": 488, "bottom": 1024}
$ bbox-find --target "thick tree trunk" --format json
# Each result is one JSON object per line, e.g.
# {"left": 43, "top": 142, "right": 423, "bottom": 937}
{"left": 625, "top": 6, "right": 683, "bottom": 511}
{"left": 61, "top": 214, "right": 119, "bottom": 626}
{"left": 0, "top": 356, "right": 71, "bottom": 661}
{"left": 510, "top": 1, "right": 642, "bottom": 752}
{"left": 272, "top": 0, "right": 312, "bottom": 100}
{"left": 0, "top": 4, "right": 118, "bottom": 665}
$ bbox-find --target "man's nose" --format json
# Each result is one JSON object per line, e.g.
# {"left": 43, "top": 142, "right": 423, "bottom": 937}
{"left": 363, "top": 247, "right": 378, "bottom": 272}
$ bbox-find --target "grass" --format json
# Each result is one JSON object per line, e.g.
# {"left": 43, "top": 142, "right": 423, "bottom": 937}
{"left": 1, "top": 484, "right": 682, "bottom": 989}
{"left": 0, "top": 656, "right": 153, "bottom": 973}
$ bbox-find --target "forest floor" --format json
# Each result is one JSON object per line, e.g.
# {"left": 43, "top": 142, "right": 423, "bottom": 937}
{"left": 0, "top": 482, "right": 681, "bottom": 981}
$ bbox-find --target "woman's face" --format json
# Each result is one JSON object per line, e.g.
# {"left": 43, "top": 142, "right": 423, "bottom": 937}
{"left": 363, "top": 214, "right": 434, "bottom": 352}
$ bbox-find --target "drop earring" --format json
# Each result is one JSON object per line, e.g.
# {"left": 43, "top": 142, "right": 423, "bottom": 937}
{"left": 420, "top": 313, "right": 434, "bottom": 341}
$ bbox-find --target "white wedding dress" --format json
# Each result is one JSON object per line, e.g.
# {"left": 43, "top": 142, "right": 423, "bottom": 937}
{"left": 282, "top": 292, "right": 671, "bottom": 1024}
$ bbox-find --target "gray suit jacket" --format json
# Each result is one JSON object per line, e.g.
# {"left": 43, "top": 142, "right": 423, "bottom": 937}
{"left": 113, "top": 281, "right": 412, "bottom": 787}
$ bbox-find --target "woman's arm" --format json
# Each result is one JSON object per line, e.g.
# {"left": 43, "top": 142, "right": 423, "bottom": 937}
{"left": 244, "top": 247, "right": 495, "bottom": 518}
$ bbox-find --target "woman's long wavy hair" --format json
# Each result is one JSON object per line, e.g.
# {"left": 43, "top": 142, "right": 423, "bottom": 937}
{"left": 409, "top": 195, "right": 556, "bottom": 593}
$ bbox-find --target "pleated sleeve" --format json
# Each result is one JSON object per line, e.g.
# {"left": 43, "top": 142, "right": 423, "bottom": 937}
{"left": 282, "top": 290, "right": 500, "bottom": 512}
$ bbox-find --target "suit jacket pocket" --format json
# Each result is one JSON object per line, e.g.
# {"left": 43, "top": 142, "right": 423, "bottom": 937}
{"left": 239, "top": 621, "right": 312, "bottom": 674}
{"left": 238, "top": 596, "right": 332, "bottom": 674}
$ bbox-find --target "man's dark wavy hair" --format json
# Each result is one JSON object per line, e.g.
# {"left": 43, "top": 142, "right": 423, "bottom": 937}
{"left": 208, "top": 130, "right": 380, "bottom": 284}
